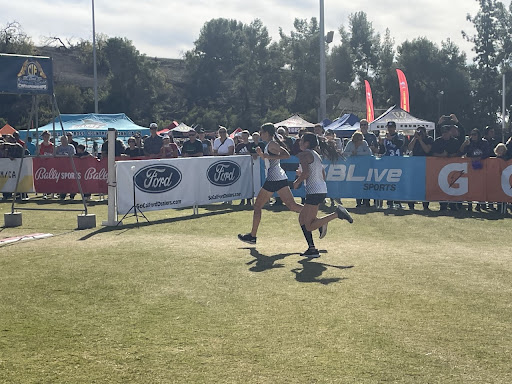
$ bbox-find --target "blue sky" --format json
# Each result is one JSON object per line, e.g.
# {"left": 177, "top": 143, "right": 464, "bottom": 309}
{"left": 1, "top": 0, "right": 496, "bottom": 60}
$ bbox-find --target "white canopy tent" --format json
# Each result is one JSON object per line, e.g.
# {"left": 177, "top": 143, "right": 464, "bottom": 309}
{"left": 274, "top": 114, "right": 315, "bottom": 134}
{"left": 369, "top": 106, "right": 435, "bottom": 133}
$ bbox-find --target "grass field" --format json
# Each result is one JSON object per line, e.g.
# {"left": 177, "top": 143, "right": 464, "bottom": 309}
{"left": 0, "top": 198, "right": 511, "bottom": 383}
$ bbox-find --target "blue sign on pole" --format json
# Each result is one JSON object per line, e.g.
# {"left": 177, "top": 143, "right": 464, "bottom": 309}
{"left": 0, "top": 53, "right": 54, "bottom": 95}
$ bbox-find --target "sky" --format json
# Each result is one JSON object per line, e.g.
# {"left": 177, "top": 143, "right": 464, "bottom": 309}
{"left": 0, "top": 0, "right": 506, "bottom": 60}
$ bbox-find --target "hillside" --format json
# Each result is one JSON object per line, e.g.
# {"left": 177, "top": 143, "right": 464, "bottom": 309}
{"left": 34, "top": 46, "right": 187, "bottom": 89}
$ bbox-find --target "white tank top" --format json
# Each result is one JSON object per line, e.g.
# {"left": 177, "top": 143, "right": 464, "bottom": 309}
{"left": 304, "top": 149, "right": 327, "bottom": 195}
{"left": 264, "top": 142, "right": 287, "bottom": 181}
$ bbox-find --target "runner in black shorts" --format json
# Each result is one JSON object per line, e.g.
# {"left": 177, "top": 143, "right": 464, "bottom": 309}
{"left": 238, "top": 123, "right": 303, "bottom": 244}
{"left": 292, "top": 133, "right": 353, "bottom": 258}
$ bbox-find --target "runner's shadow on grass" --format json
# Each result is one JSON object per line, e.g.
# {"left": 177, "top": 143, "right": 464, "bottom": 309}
{"left": 291, "top": 258, "right": 353, "bottom": 285}
{"left": 241, "top": 247, "right": 300, "bottom": 272}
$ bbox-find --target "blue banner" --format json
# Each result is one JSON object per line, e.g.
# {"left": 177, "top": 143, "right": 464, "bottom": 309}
{"left": 0, "top": 54, "right": 54, "bottom": 95}
{"left": 261, "top": 156, "right": 426, "bottom": 201}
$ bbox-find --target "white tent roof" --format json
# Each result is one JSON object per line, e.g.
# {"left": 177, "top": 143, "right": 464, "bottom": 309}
{"left": 274, "top": 114, "right": 315, "bottom": 134}
{"left": 171, "top": 122, "right": 194, "bottom": 133}
{"left": 369, "top": 106, "right": 435, "bottom": 132}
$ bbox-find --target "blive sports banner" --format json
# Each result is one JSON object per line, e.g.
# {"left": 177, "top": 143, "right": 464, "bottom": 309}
{"left": 426, "top": 157, "right": 512, "bottom": 202}
{"left": 0, "top": 158, "right": 35, "bottom": 193}
{"left": 272, "top": 156, "right": 426, "bottom": 201}
{"left": 33, "top": 157, "right": 108, "bottom": 193}
{"left": 116, "top": 155, "right": 254, "bottom": 214}
{"left": 0, "top": 54, "right": 54, "bottom": 95}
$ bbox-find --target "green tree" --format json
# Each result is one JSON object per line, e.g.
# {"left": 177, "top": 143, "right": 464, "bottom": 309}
{"left": 0, "top": 21, "right": 34, "bottom": 54}
{"left": 463, "top": 0, "right": 509, "bottom": 127}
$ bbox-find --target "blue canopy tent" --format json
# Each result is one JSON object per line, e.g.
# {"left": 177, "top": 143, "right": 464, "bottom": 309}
{"left": 324, "top": 113, "right": 361, "bottom": 138}
{"left": 19, "top": 113, "right": 150, "bottom": 140}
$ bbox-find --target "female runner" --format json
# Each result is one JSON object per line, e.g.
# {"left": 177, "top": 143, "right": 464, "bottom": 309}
{"left": 293, "top": 133, "right": 353, "bottom": 258}
{"left": 238, "top": 123, "right": 303, "bottom": 244}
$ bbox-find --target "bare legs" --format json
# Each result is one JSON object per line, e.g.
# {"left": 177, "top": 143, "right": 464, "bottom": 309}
{"left": 249, "top": 186, "right": 303, "bottom": 237}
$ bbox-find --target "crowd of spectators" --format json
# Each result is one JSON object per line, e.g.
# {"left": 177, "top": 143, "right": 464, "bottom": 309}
{"left": 1, "top": 117, "right": 512, "bottom": 213}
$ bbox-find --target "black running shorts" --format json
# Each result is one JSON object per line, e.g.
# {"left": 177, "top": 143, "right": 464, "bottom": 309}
{"left": 262, "top": 179, "right": 289, "bottom": 193}
{"left": 305, "top": 193, "right": 327, "bottom": 205}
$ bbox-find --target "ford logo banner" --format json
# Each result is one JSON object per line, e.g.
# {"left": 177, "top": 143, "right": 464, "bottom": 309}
{"left": 207, "top": 160, "right": 241, "bottom": 187}
{"left": 134, "top": 164, "right": 182, "bottom": 193}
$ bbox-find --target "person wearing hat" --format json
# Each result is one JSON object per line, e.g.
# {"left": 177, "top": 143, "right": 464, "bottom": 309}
{"left": 143, "top": 122, "right": 163, "bottom": 158}
{"left": 196, "top": 126, "right": 212, "bottom": 156}
{"left": 181, "top": 128, "right": 204, "bottom": 157}
{"left": 379, "top": 121, "right": 404, "bottom": 209}
{"left": 159, "top": 134, "right": 180, "bottom": 158}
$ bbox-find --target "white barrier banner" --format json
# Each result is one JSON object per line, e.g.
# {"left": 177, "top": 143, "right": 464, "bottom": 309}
{"left": 0, "top": 158, "right": 35, "bottom": 193}
{"left": 116, "top": 156, "right": 254, "bottom": 214}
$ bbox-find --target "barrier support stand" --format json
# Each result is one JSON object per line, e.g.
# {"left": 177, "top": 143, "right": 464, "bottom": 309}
{"left": 102, "top": 128, "right": 120, "bottom": 226}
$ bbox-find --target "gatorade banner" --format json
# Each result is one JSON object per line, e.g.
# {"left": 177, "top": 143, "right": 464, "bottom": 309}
{"left": 425, "top": 157, "right": 512, "bottom": 202}
{"left": 0, "top": 54, "right": 54, "bottom": 95}
{"left": 0, "top": 158, "right": 34, "bottom": 193}
{"left": 396, "top": 69, "right": 410, "bottom": 112}
{"left": 365, "top": 80, "right": 375, "bottom": 122}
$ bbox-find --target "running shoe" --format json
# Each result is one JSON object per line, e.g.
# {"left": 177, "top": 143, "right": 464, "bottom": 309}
{"left": 238, "top": 233, "right": 257, "bottom": 244}
{"left": 301, "top": 247, "right": 320, "bottom": 258}
{"left": 318, "top": 223, "right": 328, "bottom": 239}
{"left": 336, "top": 205, "right": 354, "bottom": 223}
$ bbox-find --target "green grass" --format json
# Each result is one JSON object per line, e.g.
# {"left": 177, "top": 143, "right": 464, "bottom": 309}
{"left": 0, "top": 198, "right": 511, "bottom": 383}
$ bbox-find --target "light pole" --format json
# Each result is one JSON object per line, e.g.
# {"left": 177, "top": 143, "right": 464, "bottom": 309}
{"left": 92, "top": 0, "right": 98, "bottom": 114}
{"left": 319, "top": 0, "right": 326, "bottom": 122}
{"left": 502, "top": 63, "right": 506, "bottom": 143}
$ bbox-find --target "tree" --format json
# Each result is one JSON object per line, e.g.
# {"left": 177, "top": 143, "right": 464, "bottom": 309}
{"left": 279, "top": 18, "right": 321, "bottom": 121}
{"left": 463, "top": 0, "right": 509, "bottom": 127}
{"left": 0, "top": 21, "right": 34, "bottom": 54}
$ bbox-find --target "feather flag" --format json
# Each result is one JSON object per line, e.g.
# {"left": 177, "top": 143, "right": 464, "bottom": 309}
{"left": 364, "top": 80, "right": 375, "bottom": 122}
{"left": 396, "top": 69, "right": 410, "bottom": 112}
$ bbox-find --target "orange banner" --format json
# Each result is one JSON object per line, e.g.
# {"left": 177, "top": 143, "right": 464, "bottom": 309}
{"left": 364, "top": 80, "right": 375, "bottom": 122}
{"left": 426, "top": 157, "right": 512, "bottom": 202}
{"left": 396, "top": 69, "right": 410, "bottom": 112}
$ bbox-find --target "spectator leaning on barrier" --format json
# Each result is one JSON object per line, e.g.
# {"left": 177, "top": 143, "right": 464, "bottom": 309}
{"left": 38, "top": 130, "right": 54, "bottom": 156}
{"left": 460, "top": 128, "right": 491, "bottom": 211}
{"left": 213, "top": 126, "right": 235, "bottom": 156}
{"left": 26, "top": 136, "right": 36, "bottom": 155}
{"left": 56, "top": 135, "right": 77, "bottom": 200}
{"left": 344, "top": 131, "right": 372, "bottom": 208}
{"left": 360, "top": 119, "right": 378, "bottom": 154}
{"left": 101, "top": 130, "right": 126, "bottom": 158}
{"left": 407, "top": 126, "right": 433, "bottom": 210}
{"left": 124, "top": 136, "right": 144, "bottom": 157}
{"left": 379, "top": 121, "right": 404, "bottom": 209}
{"left": 66, "top": 132, "right": 79, "bottom": 151}
{"left": 484, "top": 126, "right": 499, "bottom": 152}
{"left": 235, "top": 130, "right": 253, "bottom": 206}
{"left": 432, "top": 125, "right": 461, "bottom": 211}
{"left": 56, "top": 135, "right": 76, "bottom": 157}
{"left": 325, "top": 129, "right": 343, "bottom": 153}
{"left": 181, "top": 128, "right": 203, "bottom": 157}
{"left": 143, "top": 122, "right": 163, "bottom": 158}
{"left": 159, "top": 135, "right": 180, "bottom": 158}
{"left": 196, "top": 126, "right": 212, "bottom": 156}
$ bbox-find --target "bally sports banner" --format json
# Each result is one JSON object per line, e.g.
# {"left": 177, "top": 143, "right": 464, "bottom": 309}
{"left": 0, "top": 158, "right": 34, "bottom": 193}
{"left": 32, "top": 157, "right": 108, "bottom": 194}
{"left": 116, "top": 155, "right": 254, "bottom": 214}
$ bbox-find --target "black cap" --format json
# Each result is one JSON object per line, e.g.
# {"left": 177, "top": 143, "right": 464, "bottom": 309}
{"left": 386, "top": 121, "right": 396, "bottom": 127}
